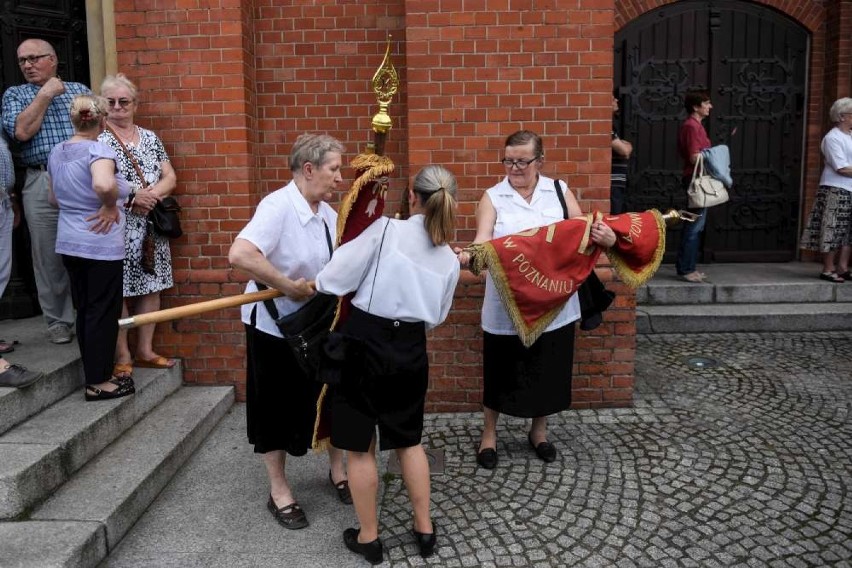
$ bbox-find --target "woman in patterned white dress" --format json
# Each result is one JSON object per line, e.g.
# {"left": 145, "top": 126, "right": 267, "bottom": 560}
{"left": 99, "top": 74, "right": 177, "bottom": 381}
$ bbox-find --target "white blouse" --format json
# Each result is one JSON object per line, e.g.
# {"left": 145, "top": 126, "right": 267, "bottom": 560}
{"left": 238, "top": 181, "right": 338, "bottom": 338}
{"left": 820, "top": 127, "right": 852, "bottom": 192}
{"left": 481, "top": 174, "right": 581, "bottom": 335}
{"left": 315, "top": 215, "right": 460, "bottom": 330}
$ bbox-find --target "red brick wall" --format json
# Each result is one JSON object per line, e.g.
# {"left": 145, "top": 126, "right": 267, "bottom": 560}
{"left": 405, "top": 0, "right": 634, "bottom": 411}
{"left": 112, "top": 0, "right": 845, "bottom": 409}
{"left": 114, "top": 1, "right": 409, "bottom": 401}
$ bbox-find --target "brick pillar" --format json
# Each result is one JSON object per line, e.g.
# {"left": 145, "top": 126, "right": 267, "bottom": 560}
{"left": 114, "top": 1, "right": 258, "bottom": 395}
{"left": 823, "top": 0, "right": 852, "bottom": 119}
{"left": 405, "top": 0, "right": 635, "bottom": 410}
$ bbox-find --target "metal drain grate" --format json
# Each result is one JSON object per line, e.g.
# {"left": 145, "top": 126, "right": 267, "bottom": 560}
{"left": 684, "top": 356, "right": 719, "bottom": 369}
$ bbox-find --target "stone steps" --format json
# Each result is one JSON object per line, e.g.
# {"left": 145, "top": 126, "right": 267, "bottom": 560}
{"left": 0, "top": 316, "right": 235, "bottom": 568}
{"left": 635, "top": 262, "right": 852, "bottom": 333}
{"left": 0, "top": 366, "right": 182, "bottom": 520}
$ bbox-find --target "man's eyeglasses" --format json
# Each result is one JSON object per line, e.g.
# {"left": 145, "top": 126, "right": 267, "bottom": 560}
{"left": 500, "top": 156, "right": 540, "bottom": 170}
{"left": 107, "top": 98, "right": 134, "bottom": 109}
{"left": 17, "top": 54, "right": 51, "bottom": 67}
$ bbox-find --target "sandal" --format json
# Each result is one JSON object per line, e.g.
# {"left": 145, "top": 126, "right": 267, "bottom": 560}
{"left": 838, "top": 271, "right": 852, "bottom": 281}
{"left": 111, "top": 375, "right": 136, "bottom": 390}
{"left": 113, "top": 362, "right": 133, "bottom": 379}
{"left": 0, "top": 340, "right": 19, "bottom": 354}
{"left": 85, "top": 382, "right": 135, "bottom": 401}
{"left": 819, "top": 272, "right": 845, "bottom": 283}
{"left": 266, "top": 496, "right": 309, "bottom": 530}
{"left": 135, "top": 355, "right": 177, "bottom": 369}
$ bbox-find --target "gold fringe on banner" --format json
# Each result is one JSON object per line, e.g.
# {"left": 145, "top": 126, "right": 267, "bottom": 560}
{"left": 466, "top": 242, "right": 562, "bottom": 348}
{"left": 605, "top": 209, "right": 667, "bottom": 289}
{"left": 335, "top": 153, "right": 395, "bottom": 242}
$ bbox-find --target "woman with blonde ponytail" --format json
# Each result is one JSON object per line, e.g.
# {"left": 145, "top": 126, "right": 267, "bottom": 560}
{"left": 314, "top": 165, "right": 461, "bottom": 564}
{"left": 47, "top": 94, "right": 131, "bottom": 401}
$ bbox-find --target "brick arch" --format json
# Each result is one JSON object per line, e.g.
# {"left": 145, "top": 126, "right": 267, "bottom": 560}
{"left": 615, "top": 0, "right": 823, "bottom": 33}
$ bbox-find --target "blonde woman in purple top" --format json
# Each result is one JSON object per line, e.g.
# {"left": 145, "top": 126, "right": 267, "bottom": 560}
{"left": 48, "top": 94, "right": 132, "bottom": 401}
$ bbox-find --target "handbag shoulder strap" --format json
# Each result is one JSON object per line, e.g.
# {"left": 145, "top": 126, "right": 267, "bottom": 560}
{"left": 366, "top": 218, "right": 391, "bottom": 312}
{"left": 104, "top": 123, "right": 148, "bottom": 189}
{"left": 690, "top": 153, "right": 705, "bottom": 184}
{"left": 554, "top": 179, "right": 569, "bottom": 220}
{"left": 256, "top": 220, "right": 334, "bottom": 321}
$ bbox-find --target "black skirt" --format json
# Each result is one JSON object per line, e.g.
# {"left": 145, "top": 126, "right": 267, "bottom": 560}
{"left": 331, "top": 308, "right": 428, "bottom": 452}
{"left": 482, "top": 323, "right": 576, "bottom": 418}
{"left": 244, "top": 323, "right": 323, "bottom": 455}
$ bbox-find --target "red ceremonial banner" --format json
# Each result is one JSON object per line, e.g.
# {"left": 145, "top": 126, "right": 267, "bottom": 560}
{"left": 312, "top": 152, "right": 394, "bottom": 450}
{"left": 467, "top": 210, "right": 666, "bottom": 347}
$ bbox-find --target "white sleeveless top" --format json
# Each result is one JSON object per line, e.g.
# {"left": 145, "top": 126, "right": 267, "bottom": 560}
{"left": 481, "top": 175, "right": 581, "bottom": 335}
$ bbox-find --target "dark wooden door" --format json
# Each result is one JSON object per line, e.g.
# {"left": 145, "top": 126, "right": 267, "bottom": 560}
{"left": 0, "top": 0, "right": 89, "bottom": 319}
{"left": 614, "top": 1, "right": 808, "bottom": 262}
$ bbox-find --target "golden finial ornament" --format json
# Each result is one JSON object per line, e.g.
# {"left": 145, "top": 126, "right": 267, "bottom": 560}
{"left": 371, "top": 35, "right": 399, "bottom": 135}
{"left": 662, "top": 209, "right": 699, "bottom": 224}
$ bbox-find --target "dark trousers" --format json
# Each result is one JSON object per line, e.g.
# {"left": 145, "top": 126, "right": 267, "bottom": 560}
{"left": 62, "top": 256, "right": 123, "bottom": 385}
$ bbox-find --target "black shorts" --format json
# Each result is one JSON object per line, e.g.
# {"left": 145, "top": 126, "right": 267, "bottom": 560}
{"left": 330, "top": 308, "right": 428, "bottom": 452}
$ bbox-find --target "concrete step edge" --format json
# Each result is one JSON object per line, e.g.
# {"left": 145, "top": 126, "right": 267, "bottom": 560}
{"left": 0, "top": 360, "right": 81, "bottom": 437}
{"left": 32, "top": 386, "right": 234, "bottom": 559}
{"left": 636, "top": 303, "right": 852, "bottom": 334}
{"left": 0, "top": 366, "right": 182, "bottom": 520}
{"left": 0, "top": 520, "right": 106, "bottom": 568}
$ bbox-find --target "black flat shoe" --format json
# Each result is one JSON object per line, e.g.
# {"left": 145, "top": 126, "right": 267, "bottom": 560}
{"left": 111, "top": 375, "right": 135, "bottom": 390}
{"left": 413, "top": 523, "right": 437, "bottom": 558}
{"left": 329, "top": 471, "right": 353, "bottom": 504}
{"left": 528, "top": 434, "right": 557, "bottom": 463}
{"left": 267, "top": 496, "right": 309, "bottom": 530}
{"left": 343, "top": 528, "right": 383, "bottom": 565}
{"left": 84, "top": 383, "right": 134, "bottom": 401}
{"left": 476, "top": 447, "right": 497, "bottom": 469}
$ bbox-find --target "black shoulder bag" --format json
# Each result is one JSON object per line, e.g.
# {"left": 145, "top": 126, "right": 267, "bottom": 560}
{"left": 554, "top": 180, "right": 615, "bottom": 331}
{"left": 256, "top": 220, "right": 338, "bottom": 378}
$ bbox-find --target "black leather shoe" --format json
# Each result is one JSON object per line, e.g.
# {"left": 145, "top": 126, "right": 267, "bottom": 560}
{"left": 476, "top": 447, "right": 497, "bottom": 469}
{"left": 267, "top": 496, "right": 309, "bottom": 530}
{"left": 528, "top": 434, "right": 557, "bottom": 463}
{"left": 413, "top": 523, "right": 437, "bottom": 558}
{"left": 329, "top": 471, "right": 353, "bottom": 504}
{"left": 343, "top": 528, "right": 383, "bottom": 564}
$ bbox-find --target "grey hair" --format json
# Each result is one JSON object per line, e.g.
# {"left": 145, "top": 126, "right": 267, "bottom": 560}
{"left": 412, "top": 165, "right": 458, "bottom": 246}
{"left": 100, "top": 73, "right": 138, "bottom": 100}
{"left": 829, "top": 98, "right": 852, "bottom": 123}
{"left": 289, "top": 134, "right": 346, "bottom": 172}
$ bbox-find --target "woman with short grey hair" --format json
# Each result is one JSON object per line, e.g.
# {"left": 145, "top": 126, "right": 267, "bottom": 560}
{"left": 800, "top": 97, "right": 852, "bottom": 282}
{"left": 229, "top": 133, "right": 351, "bottom": 530}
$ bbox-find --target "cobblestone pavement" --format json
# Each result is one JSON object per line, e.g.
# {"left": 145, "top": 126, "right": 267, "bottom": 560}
{"left": 379, "top": 332, "right": 852, "bottom": 567}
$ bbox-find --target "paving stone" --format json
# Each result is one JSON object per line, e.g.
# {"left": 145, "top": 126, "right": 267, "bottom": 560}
{"left": 97, "top": 331, "right": 852, "bottom": 567}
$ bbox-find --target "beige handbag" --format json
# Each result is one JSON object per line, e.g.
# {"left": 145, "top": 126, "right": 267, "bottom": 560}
{"left": 687, "top": 153, "right": 729, "bottom": 208}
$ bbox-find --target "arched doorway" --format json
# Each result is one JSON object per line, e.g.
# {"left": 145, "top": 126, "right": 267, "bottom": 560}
{"left": 1, "top": 0, "right": 93, "bottom": 319}
{"left": 615, "top": 0, "right": 809, "bottom": 262}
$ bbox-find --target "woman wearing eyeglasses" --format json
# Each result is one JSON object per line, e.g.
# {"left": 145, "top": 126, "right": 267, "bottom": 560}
{"left": 461, "top": 130, "right": 615, "bottom": 469}
{"left": 98, "top": 74, "right": 178, "bottom": 386}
